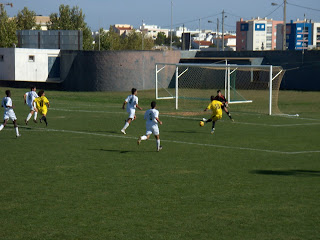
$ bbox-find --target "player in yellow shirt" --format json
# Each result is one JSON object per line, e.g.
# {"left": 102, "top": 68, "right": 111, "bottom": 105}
{"left": 33, "top": 90, "right": 50, "bottom": 126}
{"left": 202, "top": 95, "right": 224, "bottom": 134}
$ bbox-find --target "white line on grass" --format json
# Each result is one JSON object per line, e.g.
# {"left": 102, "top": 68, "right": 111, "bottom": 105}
{"left": 16, "top": 126, "right": 320, "bottom": 155}
{"left": 50, "top": 108, "right": 320, "bottom": 127}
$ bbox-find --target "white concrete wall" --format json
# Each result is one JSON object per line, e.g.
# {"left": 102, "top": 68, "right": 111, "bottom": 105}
{"left": 14, "top": 49, "right": 60, "bottom": 82}
{"left": 0, "top": 48, "right": 15, "bottom": 80}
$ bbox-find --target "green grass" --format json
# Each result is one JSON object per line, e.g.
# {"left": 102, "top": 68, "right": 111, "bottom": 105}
{"left": 0, "top": 87, "right": 319, "bottom": 240}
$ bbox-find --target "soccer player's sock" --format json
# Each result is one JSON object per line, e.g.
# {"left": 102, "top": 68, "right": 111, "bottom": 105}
{"left": 0, "top": 124, "right": 4, "bottom": 131}
{"left": 227, "top": 112, "right": 232, "bottom": 119}
{"left": 26, "top": 113, "right": 32, "bottom": 121}
{"left": 43, "top": 117, "right": 48, "bottom": 126}
{"left": 15, "top": 127, "right": 20, "bottom": 136}
{"left": 122, "top": 122, "right": 129, "bottom": 130}
{"left": 156, "top": 139, "right": 160, "bottom": 149}
{"left": 141, "top": 135, "right": 148, "bottom": 140}
{"left": 34, "top": 112, "right": 38, "bottom": 120}
{"left": 212, "top": 121, "right": 216, "bottom": 129}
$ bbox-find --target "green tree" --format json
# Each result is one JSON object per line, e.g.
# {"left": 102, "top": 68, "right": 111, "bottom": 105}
{"left": 48, "top": 4, "right": 93, "bottom": 50}
{"left": 94, "top": 26, "right": 122, "bottom": 50}
{"left": 164, "top": 35, "right": 181, "bottom": 49}
{"left": 0, "top": 5, "right": 17, "bottom": 48}
{"left": 94, "top": 27, "right": 154, "bottom": 51}
{"left": 155, "top": 32, "right": 166, "bottom": 46}
{"left": 16, "top": 7, "right": 36, "bottom": 30}
{"left": 124, "top": 30, "right": 154, "bottom": 50}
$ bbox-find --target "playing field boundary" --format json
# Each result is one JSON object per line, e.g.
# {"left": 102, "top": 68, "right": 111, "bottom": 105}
{"left": 50, "top": 108, "right": 320, "bottom": 127}
{"left": 13, "top": 126, "right": 320, "bottom": 155}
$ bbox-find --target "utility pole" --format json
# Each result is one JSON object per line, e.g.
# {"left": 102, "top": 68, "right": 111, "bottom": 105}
{"left": 182, "top": 23, "right": 185, "bottom": 50}
{"left": 198, "top": 18, "right": 201, "bottom": 50}
{"left": 283, "top": 0, "right": 287, "bottom": 50}
{"left": 0, "top": 3, "right": 13, "bottom": 14}
{"left": 98, "top": 30, "right": 100, "bottom": 51}
{"left": 142, "top": 19, "right": 144, "bottom": 50}
{"left": 222, "top": 10, "right": 225, "bottom": 51}
{"left": 217, "top": 18, "right": 219, "bottom": 51}
{"left": 170, "top": 1, "right": 173, "bottom": 50}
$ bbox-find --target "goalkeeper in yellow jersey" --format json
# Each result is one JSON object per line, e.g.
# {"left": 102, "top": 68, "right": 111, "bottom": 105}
{"left": 33, "top": 90, "right": 50, "bottom": 126}
{"left": 202, "top": 96, "right": 224, "bottom": 134}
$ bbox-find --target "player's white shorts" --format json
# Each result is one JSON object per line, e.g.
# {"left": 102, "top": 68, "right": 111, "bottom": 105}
{"left": 27, "top": 102, "right": 36, "bottom": 111}
{"left": 127, "top": 108, "right": 136, "bottom": 119}
{"left": 3, "top": 110, "right": 17, "bottom": 121}
{"left": 146, "top": 124, "right": 159, "bottom": 136}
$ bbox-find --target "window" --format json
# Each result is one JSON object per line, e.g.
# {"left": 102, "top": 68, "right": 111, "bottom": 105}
{"left": 29, "top": 55, "right": 35, "bottom": 62}
{"left": 0, "top": 55, "right": 3, "bottom": 62}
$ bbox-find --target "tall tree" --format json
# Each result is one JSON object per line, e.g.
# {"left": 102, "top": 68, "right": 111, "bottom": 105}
{"left": 16, "top": 7, "right": 36, "bottom": 30}
{"left": 155, "top": 32, "right": 166, "bottom": 46}
{"left": 94, "top": 26, "right": 125, "bottom": 51}
{"left": 47, "top": 4, "right": 93, "bottom": 50}
{"left": 0, "top": 5, "right": 17, "bottom": 48}
{"left": 124, "top": 30, "right": 154, "bottom": 50}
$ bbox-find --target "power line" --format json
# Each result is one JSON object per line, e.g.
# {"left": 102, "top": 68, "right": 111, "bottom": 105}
{"left": 162, "top": 12, "right": 222, "bottom": 29}
{"left": 224, "top": 11, "right": 242, "bottom": 19}
{"left": 287, "top": 2, "right": 320, "bottom": 12}
{"left": 264, "top": 2, "right": 284, "bottom": 18}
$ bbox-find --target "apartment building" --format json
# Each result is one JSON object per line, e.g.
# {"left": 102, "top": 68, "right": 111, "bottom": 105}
{"left": 312, "top": 22, "right": 320, "bottom": 49}
{"left": 140, "top": 24, "right": 169, "bottom": 40}
{"left": 236, "top": 17, "right": 282, "bottom": 51}
{"left": 276, "top": 20, "right": 313, "bottom": 50}
{"left": 112, "top": 24, "right": 134, "bottom": 37}
{"left": 35, "top": 16, "right": 50, "bottom": 30}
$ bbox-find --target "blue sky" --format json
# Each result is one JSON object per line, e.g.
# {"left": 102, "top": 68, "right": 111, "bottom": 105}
{"left": 6, "top": 0, "right": 320, "bottom": 31}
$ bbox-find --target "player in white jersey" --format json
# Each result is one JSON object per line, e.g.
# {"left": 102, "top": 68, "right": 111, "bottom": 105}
{"left": 137, "top": 101, "right": 162, "bottom": 152}
{"left": 0, "top": 90, "right": 21, "bottom": 137}
{"left": 24, "top": 86, "right": 39, "bottom": 124}
{"left": 121, "top": 88, "right": 142, "bottom": 134}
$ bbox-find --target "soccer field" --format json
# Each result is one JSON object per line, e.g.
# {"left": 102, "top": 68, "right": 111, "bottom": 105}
{"left": 0, "top": 87, "right": 319, "bottom": 240}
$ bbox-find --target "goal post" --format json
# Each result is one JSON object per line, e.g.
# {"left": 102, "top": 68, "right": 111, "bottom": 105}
{"left": 155, "top": 63, "right": 285, "bottom": 115}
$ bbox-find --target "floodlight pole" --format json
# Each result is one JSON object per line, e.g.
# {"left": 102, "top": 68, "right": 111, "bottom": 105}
{"left": 198, "top": 19, "right": 201, "bottom": 50}
{"left": 222, "top": 10, "right": 225, "bottom": 51}
{"left": 283, "top": 0, "right": 287, "bottom": 50}
{"left": 217, "top": 18, "right": 219, "bottom": 51}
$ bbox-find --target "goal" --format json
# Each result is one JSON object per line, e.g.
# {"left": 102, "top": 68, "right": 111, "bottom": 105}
{"left": 155, "top": 63, "right": 285, "bottom": 115}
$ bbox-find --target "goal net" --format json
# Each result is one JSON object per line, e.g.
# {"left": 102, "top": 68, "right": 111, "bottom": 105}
{"left": 155, "top": 63, "right": 285, "bottom": 115}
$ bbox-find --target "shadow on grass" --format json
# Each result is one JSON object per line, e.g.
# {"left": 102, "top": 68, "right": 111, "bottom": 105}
{"left": 90, "top": 149, "right": 133, "bottom": 154}
{"left": 90, "top": 148, "right": 155, "bottom": 153}
{"left": 250, "top": 170, "right": 320, "bottom": 177}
